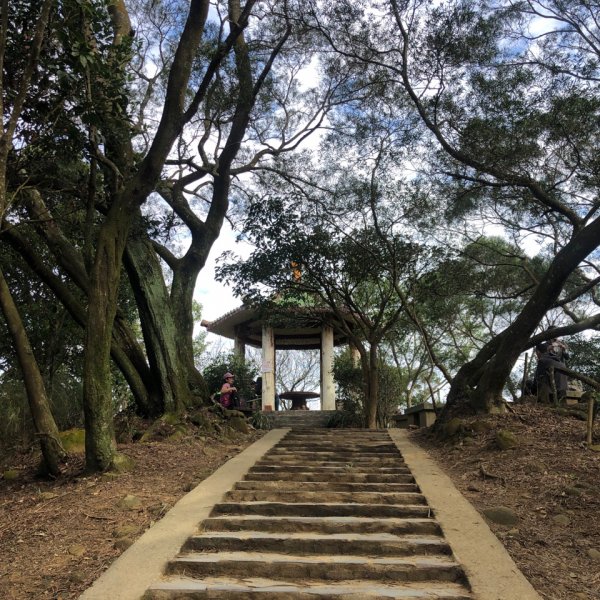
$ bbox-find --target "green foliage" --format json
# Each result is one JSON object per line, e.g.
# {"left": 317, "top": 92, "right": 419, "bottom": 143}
{"left": 0, "top": 382, "right": 30, "bottom": 449}
{"left": 4, "top": 0, "right": 600, "bottom": 435}
{"left": 333, "top": 352, "right": 365, "bottom": 427}
{"left": 377, "top": 361, "right": 408, "bottom": 427}
{"left": 0, "top": 368, "right": 83, "bottom": 451}
{"left": 58, "top": 428, "right": 85, "bottom": 453}
{"left": 333, "top": 351, "right": 406, "bottom": 427}
{"left": 192, "top": 301, "right": 208, "bottom": 363}
{"left": 565, "top": 336, "right": 600, "bottom": 388}
{"left": 249, "top": 411, "right": 274, "bottom": 430}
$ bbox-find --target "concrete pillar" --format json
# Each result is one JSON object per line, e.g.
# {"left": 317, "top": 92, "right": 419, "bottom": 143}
{"left": 233, "top": 336, "right": 246, "bottom": 361}
{"left": 321, "top": 325, "right": 335, "bottom": 410}
{"left": 350, "top": 344, "right": 361, "bottom": 367}
{"left": 261, "top": 325, "right": 275, "bottom": 410}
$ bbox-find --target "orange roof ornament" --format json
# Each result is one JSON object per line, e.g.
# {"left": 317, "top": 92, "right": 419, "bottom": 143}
{"left": 290, "top": 261, "right": 302, "bottom": 282}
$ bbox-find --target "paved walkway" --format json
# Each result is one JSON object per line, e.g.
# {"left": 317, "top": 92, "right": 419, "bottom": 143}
{"left": 80, "top": 429, "right": 541, "bottom": 600}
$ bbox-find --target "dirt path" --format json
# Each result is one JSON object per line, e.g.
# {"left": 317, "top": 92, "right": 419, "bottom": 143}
{"left": 0, "top": 403, "right": 598, "bottom": 600}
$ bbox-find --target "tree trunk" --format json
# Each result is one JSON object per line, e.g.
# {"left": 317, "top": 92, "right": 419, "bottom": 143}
{"left": 445, "top": 215, "right": 600, "bottom": 417}
{"left": 83, "top": 204, "right": 132, "bottom": 471}
{"left": 364, "top": 344, "right": 379, "bottom": 429}
{"left": 81, "top": 0, "right": 252, "bottom": 470}
{"left": 2, "top": 223, "right": 162, "bottom": 416}
{"left": 0, "top": 267, "right": 67, "bottom": 476}
{"left": 170, "top": 260, "right": 209, "bottom": 397}
{"left": 124, "top": 232, "right": 192, "bottom": 414}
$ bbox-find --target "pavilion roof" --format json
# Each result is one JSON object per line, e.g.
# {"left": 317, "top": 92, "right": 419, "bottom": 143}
{"left": 201, "top": 303, "right": 354, "bottom": 350}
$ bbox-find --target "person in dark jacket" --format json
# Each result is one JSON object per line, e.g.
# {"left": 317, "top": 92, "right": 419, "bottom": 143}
{"left": 534, "top": 337, "right": 568, "bottom": 403}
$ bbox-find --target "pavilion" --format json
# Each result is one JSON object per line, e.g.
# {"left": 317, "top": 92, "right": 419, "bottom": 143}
{"left": 201, "top": 304, "right": 356, "bottom": 411}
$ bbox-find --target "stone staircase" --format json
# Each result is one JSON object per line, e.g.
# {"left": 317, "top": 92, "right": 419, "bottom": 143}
{"left": 144, "top": 429, "right": 473, "bottom": 599}
{"left": 267, "top": 410, "right": 339, "bottom": 429}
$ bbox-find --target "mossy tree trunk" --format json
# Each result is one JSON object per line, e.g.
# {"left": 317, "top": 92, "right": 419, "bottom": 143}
{"left": 0, "top": 266, "right": 67, "bottom": 476}
{"left": 16, "top": 190, "right": 163, "bottom": 416}
{"left": 116, "top": 0, "right": 288, "bottom": 408}
{"left": 124, "top": 231, "right": 192, "bottom": 414}
{"left": 358, "top": 342, "right": 380, "bottom": 429}
{"left": 82, "top": 0, "right": 215, "bottom": 470}
{"left": 443, "top": 215, "right": 600, "bottom": 417}
{"left": 83, "top": 203, "right": 133, "bottom": 470}
{"left": 366, "top": 345, "right": 380, "bottom": 429}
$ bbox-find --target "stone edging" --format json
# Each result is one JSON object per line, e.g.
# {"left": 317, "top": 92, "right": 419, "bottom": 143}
{"left": 79, "top": 429, "right": 289, "bottom": 600}
{"left": 389, "top": 429, "right": 542, "bottom": 600}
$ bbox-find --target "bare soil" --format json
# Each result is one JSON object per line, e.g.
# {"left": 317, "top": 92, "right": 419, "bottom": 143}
{"left": 413, "top": 402, "right": 600, "bottom": 600}
{"left": 0, "top": 403, "right": 598, "bottom": 600}
{"left": 0, "top": 424, "right": 264, "bottom": 600}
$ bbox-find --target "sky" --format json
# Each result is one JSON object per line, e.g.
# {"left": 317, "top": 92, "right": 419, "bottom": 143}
{"left": 192, "top": 224, "right": 244, "bottom": 354}
{"left": 194, "top": 224, "right": 245, "bottom": 323}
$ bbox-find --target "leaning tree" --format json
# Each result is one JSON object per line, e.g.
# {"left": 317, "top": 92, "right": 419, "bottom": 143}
{"left": 2, "top": 0, "right": 349, "bottom": 471}
{"left": 309, "top": 0, "right": 600, "bottom": 415}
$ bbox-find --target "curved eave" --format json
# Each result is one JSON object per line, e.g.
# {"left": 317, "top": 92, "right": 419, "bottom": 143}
{"left": 202, "top": 305, "right": 353, "bottom": 349}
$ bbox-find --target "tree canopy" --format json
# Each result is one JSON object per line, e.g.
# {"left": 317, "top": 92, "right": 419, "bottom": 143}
{"left": 2, "top": 0, "right": 600, "bottom": 467}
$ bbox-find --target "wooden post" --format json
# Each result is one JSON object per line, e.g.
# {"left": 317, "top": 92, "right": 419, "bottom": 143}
{"left": 521, "top": 352, "right": 529, "bottom": 398}
{"left": 586, "top": 393, "right": 595, "bottom": 446}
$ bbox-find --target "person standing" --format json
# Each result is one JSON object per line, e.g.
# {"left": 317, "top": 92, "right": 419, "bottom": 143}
{"left": 219, "top": 372, "right": 238, "bottom": 408}
{"left": 534, "top": 335, "right": 569, "bottom": 403}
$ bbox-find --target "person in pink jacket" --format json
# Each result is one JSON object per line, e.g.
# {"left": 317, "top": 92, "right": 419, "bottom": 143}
{"left": 219, "top": 372, "right": 238, "bottom": 408}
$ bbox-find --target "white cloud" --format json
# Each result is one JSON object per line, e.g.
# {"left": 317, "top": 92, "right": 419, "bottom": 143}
{"left": 195, "top": 223, "right": 251, "bottom": 321}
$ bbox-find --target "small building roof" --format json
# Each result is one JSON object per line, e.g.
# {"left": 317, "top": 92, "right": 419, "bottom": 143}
{"left": 201, "top": 304, "right": 354, "bottom": 350}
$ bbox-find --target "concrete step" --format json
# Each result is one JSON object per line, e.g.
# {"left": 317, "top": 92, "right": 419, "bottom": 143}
{"left": 244, "top": 471, "right": 415, "bottom": 483}
{"left": 210, "top": 501, "right": 432, "bottom": 518}
{"left": 165, "top": 552, "right": 465, "bottom": 583}
{"left": 271, "top": 411, "right": 339, "bottom": 416}
{"left": 282, "top": 435, "right": 392, "bottom": 441}
{"left": 284, "top": 427, "right": 389, "bottom": 433}
{"left": 140, "top": 429, "right": 472, "bottom": 600}
{"left": 200, "top": 516, "right": 442, "bottom": 536}
{"left": 253, "top": 462, "right": 408, "bottom": 472}
{"left": 268, "top": 413, "right": 338, "bottom": 429}
{"left": 268, "top": 449, "right": 401, "bottom": 456}
{"left": 269, "top": 423, "right": 334, "bottom": 430}
{"left": 257, "top": 453, "right": 407, "bottom": 469}
{"left": 279, "top": 437, "right": 394, "bottom": 442}
{"left": 182, "top": 531, "right": 451, "bottom": 556}
{"left": 145, "top": 577, "right": 473, "bottom": 599}
{"left": 249, "top": 464, "right": 410, "bottom": 473}
{"left": 233, "top": 481, "right": 420, "bottom": 492}
{"left": 252, "top": 464, "right": 410, "bottom": 473}
{"left": 223, "top": 490, "right": 427, "bottom": 505}
{"left": 278, "top": 437, "right": 398, "bottom": 442}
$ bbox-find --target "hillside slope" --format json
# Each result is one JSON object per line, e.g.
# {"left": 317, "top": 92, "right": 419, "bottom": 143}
{"left": 414, "top": 403, "right": 600, "bottom": 600}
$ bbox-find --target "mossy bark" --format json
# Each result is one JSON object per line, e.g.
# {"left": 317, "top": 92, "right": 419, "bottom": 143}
{"left": 82, "top": 0, "right": 213, "bottom": 471}
{"left": 124, "top": 231, "right": 192, "bottom": 414}
{"left": 0, "top": 267, "right": 67, "bottom": 476}
{"left": 83, "top": 203, "right": 133, "bottom": 471}
{"left": 13, "top": 195, "right": 161, "bottom": 416}
{"left": 362, "top": 345, "right": 379, "bottom": 429}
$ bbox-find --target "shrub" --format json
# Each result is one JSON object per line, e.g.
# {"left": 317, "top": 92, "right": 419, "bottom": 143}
{"left": 333, "top": 351, "right": 406, "bottom": 427}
